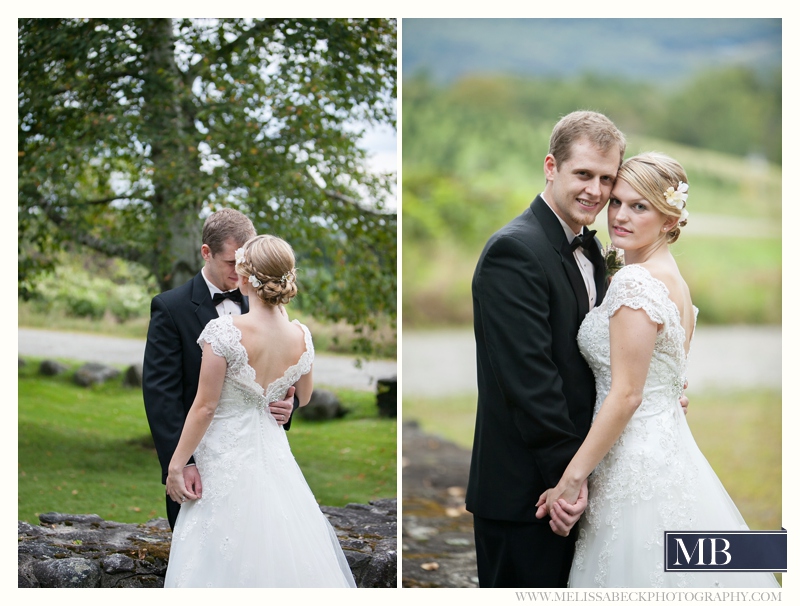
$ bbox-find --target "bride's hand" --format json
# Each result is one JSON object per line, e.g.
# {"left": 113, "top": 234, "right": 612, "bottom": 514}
{"left": 535, "top": 479, "right": 588, "bottom": 537}
{"left": 166, "top": 466, "right": 200, "bottom": 504}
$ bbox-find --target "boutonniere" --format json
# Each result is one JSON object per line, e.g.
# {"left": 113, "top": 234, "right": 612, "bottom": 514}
{"left": 603, "top": 243, "right": 624, "bottom": 281}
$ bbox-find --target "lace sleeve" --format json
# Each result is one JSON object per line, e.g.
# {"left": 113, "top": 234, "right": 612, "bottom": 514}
{"left": 197, "top": 316, "right": 238, "bottom": 364}
{"left": 294, "top": 320, "right": 314, "bottom": 377}
{"left": 605, "top": 265, "right": 670, "bottom": 326}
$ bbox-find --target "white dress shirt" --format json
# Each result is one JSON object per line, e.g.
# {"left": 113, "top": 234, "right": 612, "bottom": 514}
{"left": 201, "top": 267, "right": 243, "bottom": 316}
{"left": 540, "top": 194, "right": 598, "bottom": 309}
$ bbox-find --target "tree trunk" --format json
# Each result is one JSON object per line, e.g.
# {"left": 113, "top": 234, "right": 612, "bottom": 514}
{"left": 140, "top": 18, "right": 203, "bottom": 292}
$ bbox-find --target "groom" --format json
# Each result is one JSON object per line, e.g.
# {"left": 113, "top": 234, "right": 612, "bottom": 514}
{"left": 465, "top": 111, "right": 626, "bottom": 587}
{"left": 143, "top": 208, "right": 296, "bottom": 530}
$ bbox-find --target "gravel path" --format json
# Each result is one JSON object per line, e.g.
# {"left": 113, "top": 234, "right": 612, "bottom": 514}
{"left": 17, "top": 328, "right": 396, "bottom": 392}
{"left": 402, "top": 325, "right": 781, "bottom": 397}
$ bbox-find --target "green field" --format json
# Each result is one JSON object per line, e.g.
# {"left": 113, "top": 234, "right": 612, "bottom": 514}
{"left": 18, "top": 357, "right": 396, "bottom": 524}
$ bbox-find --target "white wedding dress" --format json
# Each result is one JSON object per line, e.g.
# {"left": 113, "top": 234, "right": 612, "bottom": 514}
{"left": 569, "top": 264, "right": 779, "bottom": 588}
{"left": 164, "top": 316, "right": 356, "bottom": 588}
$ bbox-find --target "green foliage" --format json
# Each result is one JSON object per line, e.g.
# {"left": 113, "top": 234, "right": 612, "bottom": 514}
{"left": 18, "top": 357, "right": 395, "bottom": 524}
{"left": 401, "top": 73, "right": 781, "bottom": 327}
{"left": 403, "top": 388, "right": 781, "bottom": 532}
{"left": 18, "top": 19, "right": 396, "bottom": 355}
{"left": 28, "top": 249, "right": 157, "bottom": 321}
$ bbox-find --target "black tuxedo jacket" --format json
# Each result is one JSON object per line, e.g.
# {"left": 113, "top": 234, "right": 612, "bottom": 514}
{"left": 466, "top": 195, "right": 606, "bottom": 523}
{"left": 142, "top": 271, "right": 295, "bottom": 483}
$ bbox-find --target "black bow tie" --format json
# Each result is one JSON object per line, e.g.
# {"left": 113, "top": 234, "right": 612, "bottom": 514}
{"left": 570, "top": 230, "right": 597, "bottom": 252}
{"left": 212, "top": 289, "right": 243, "bottom": 306}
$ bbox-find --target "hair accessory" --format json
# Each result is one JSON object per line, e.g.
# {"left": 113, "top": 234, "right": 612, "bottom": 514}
{"left": 664, "top": 181, "right": 689, "bottom": 209}
{"left": 280, "top": 270, "right": 295, "bottom": 286}
{"left": 248, "top": 274, "right": 262, "bottom": 288}
{"left": 234, "top": 247, "right": 246, "bottom": 266}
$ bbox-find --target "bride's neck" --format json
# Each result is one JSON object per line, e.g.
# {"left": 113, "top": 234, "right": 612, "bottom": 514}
{"left": 622, "top": 239, "right": 670, "bottom": 266}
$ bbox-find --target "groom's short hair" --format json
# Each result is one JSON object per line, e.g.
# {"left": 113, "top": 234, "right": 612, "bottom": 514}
{"left": 549, "top": 111, "right": 626, "bottom": 167}
{"left": 202, "top": 208, "right": 257, "bottom": 254}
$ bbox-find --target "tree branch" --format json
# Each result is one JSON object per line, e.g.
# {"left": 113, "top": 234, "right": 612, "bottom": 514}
{"left": 185, "top": 19, "right": 284, "bottom": 81}
{"left": 306, "top": 171, "right": 396, "bottom": 218}
{"left": 42, "top": 203, "right": 148, "bottom": 265}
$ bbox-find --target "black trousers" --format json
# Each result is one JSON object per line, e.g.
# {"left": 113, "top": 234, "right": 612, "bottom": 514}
{"left": 473, "top": 515, "right": 577, "bottom": 588}
{"left": 165, "top": 493, "right": 180, "bottom": 530}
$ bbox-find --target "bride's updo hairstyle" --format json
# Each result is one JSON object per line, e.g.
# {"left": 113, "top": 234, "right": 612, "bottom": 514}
{"left": 616, "top": 152, "right": 689, "bottom": 245}
{"left": 235, "top": 235, "right": 298, "bottom": 306}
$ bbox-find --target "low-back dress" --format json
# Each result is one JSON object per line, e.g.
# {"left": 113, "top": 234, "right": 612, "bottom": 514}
{"left": 164, "top": 315, "right": 356, "bottom": 587}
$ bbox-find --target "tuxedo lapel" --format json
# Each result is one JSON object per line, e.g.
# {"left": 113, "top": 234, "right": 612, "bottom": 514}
{"left": 191, "top": 272, "right": 219, "bottom": 330}
{"left": 586, "top": 233, "right": 606, "bottom": 306}
{"left": 531, "top": 196, "right": 590, "bottom": 320}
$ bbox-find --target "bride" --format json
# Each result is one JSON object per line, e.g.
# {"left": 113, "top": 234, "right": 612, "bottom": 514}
{"left": 163, "top": 234, "right": 356, "bottom": 588}
{"left": 536, "top": 153, "right": 779, "bottom": 588}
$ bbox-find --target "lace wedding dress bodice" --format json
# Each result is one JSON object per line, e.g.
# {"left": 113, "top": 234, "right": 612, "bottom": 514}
{"left": 199, "top": 315, "right": 314, "bottom": 407}
{"left": 569, "top": 264, "right": 778, "bottom": 589}
{"left": 164, "top": 315, "right": 355, "bottom": 588}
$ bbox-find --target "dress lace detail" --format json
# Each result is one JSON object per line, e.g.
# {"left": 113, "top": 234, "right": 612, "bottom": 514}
{"left": 163, "top": 316, "right": 355, "bottom": 588}
{"left": 569, "top": 264, "right": 778, "bottom": 589}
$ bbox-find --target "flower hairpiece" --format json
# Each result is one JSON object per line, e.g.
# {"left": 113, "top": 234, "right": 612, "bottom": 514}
{"left": 664, "top": 181, "right": 689, "bottom": 209}
{"left": 280, "top": 269, "right": 295, "bottom": 286}
{"left": 248, "top": 274, "right": 262, "bottom": 288}
{"left": 234, "top": 247, "right": 246, "bottom": 266}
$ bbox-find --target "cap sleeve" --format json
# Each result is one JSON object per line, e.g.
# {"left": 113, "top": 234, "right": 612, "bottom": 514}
{"left": 197, "top": 315, "right": 238, "bottom": 363}
{"left": 605, "top": 264, "right": 671, "bottom": 326}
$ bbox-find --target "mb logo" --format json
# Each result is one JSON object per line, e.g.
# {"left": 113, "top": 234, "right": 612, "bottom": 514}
{"left": 672, "top": 537, "right": 731, "bottom": 566}
{"left": 664, "top": 530, "right": 786, "bottom": 573}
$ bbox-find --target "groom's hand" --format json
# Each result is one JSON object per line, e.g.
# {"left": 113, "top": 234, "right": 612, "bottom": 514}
{"left": 680, "top": 381, "right": 689, "bottom": 416}
{"left": 269, "top": 386, "right": 295, "bottom": 425}
{"left": 535, "top": 479, "right": 588, "bottom": 537}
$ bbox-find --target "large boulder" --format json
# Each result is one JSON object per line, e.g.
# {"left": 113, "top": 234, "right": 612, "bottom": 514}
{"left": 73, "top": 363, "right": 121, "bottom": 387}
{"left": 18, "top": 499, "right": 397, "bottom": 588}
{"left": 297, "top": 389, "right": 349, "bottom": 421}
{"left": 122, "top": 363, "right": 143, "bottom": 388}
{"left": 39, "top": 359, "right": 69, "bottom": 376}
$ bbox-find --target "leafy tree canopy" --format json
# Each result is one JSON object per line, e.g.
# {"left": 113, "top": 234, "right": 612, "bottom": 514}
{"left": 19, "top": 18, "right": 396, "bottom": 348}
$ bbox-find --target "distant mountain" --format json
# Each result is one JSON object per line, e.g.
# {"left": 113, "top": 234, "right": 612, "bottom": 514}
{"left": 402, "top": 18, "right": 781, "bottom": 85}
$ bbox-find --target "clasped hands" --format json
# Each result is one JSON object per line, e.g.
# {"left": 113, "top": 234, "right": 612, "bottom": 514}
{"left": 166, "top": 386, "right": 296, "bottom": 504}
{"left": 535, "top": 478, "right": 588, "bottom": 537}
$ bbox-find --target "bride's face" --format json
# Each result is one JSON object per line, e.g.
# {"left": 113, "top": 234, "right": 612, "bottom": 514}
{"left": 607, "top": 179, "right": 672, "bottom": 251}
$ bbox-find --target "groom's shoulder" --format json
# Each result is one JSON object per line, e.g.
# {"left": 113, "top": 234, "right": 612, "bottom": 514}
{"left": 152, "top": 273, "right": 199, "bottom": 308}
{"left": 483, "top": 202, "right": 546, "bottom": 251}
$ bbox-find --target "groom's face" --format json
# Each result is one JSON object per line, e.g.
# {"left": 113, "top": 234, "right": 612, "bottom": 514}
{"left": 202, "top": 238, "right": 241, "bottom": 292}
{"left": 544, "top": 138, "right": 620, "bottom": 233}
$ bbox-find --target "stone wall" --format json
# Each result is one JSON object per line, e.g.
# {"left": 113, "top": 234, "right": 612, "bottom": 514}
{"left": 18, "top": 498, "right": 396, "bottom": 588}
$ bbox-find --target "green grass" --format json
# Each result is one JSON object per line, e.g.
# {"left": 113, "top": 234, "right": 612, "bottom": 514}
{"left": 403, "top": 388, "right": 781, "bottom": 532}
{"left": 18, "top": 357, "right": 396, "bottom": 524}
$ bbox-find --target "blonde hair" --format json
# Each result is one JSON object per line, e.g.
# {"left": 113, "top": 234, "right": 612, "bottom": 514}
{"left": 549, "top": 110, "right": 626, "bottom": 167}
{"left": 235, "top": 235, "right": 298, "bottom": 306}
{"left": 616, "top": 152, "right": 689, "bottom": 244}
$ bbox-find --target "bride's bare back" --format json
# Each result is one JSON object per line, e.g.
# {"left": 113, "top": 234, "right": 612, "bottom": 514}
{"left": 233, "top": 311, "right": 311, "bottom": 400}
